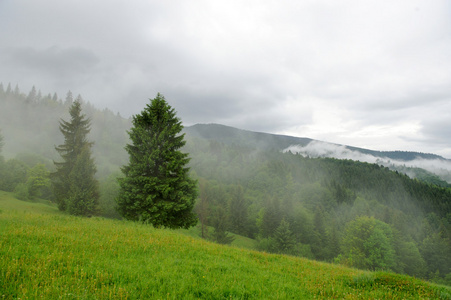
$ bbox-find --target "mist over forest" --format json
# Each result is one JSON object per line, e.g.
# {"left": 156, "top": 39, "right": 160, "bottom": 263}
{"left": 0, "top": 84, "right": 450, "bottom": 285}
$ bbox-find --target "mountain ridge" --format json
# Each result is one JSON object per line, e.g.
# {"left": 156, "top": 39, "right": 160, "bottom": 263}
{"left": 184, "top": 123, "right": 448, "bottom": 162}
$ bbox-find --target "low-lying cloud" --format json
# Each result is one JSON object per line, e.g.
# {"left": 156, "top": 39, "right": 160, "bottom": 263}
{"left": 284, "top": 141, "right": 451, "bottom": 182}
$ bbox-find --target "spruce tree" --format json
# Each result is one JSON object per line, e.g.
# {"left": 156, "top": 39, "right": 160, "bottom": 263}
{"left": 211, "top": 205, "right": 235, "bottom": 244}
{"left": 273, "top": 218, "right": 296, "bottom": 254}
{"left": 67, "top": 146, "right": 100, "bottom": 215}
{"left": 116, "top": 93, "right": 198, "bottom": 229}
{"left": 228, "top": 184, "right": 248, "bottom": 236}
{"left": 52, "top": 99, "right": 99, "bottom": 214}
{"left": 195, "top": 178, "right": 210, "bottom": 239}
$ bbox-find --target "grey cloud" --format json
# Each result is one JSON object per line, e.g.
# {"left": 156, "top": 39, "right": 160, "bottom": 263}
{"left": 1, "top": 1, "right": 451, "bottom": 157}
{"left": 5, "top": 46, "right": 99, "bottom": 76}
{"left": 420, "top": 116, "right": 451, "bottom": 145}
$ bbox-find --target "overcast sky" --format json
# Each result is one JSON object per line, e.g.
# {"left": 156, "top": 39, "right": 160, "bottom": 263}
{"left": 1, "top": 1, "right": 451, "bottom": 157}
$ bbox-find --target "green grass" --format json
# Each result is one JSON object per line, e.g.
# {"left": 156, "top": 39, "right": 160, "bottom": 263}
{"left": 1, "top": 192, "right": 450, "bottom": 299}
{"left": 178, "top": 225, "right": 258, "bottom": 250}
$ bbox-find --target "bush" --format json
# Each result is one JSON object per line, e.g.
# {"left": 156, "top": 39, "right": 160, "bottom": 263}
{"left": 14, "top": 183, "right": 29, "bottom": 201}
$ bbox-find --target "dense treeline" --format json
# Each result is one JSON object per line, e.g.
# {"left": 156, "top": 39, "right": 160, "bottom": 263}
{"left": 0, "top": 83, "right": 130, "bottom": 177}
{"left": 185, "top": 137, "right": 451, "bottom": 284}
{"left": 0, "top": 83, "right": 127, "bottom": 213}
{"left": 0, "top": 83, "right": 450, "bottom": 284}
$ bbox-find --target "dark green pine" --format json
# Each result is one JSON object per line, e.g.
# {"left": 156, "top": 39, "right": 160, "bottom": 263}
{"left": 117, "top": 93, "right": 198, "bottom": 229}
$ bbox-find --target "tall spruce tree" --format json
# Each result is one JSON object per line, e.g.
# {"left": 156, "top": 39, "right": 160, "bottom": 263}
{"left": 116, "top": 93, "right": 198, "bottom": 229}
{"left": 53, "top": 99, "right": 99, "bottom": 215}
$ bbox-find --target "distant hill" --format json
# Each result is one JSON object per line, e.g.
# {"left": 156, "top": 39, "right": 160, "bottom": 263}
{"left": 184, "top": 123, "right": 313, "bottom": 151}
{"left": 184, "top": 123, "right": 447, "bottom": 162}
{"left": 184, "top": 123, "right": 451, "bottom": 186}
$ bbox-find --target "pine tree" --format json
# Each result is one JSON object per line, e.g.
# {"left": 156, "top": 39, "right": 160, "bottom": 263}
{"left": 52, "top": 100, "right": 99, "bottom": 214}
{"left": 116, "top": 93, "right": 198, "bottom": 229}
{"left": 67, "top": 146, "right": 100, "bottom": 215}
{"left": 5, "top": 83, "right": 12, "bottom": 95}
{"left": 195, "top": 178, "right": 210, "bottom": 238}
{"left": 211, "top": 205, "right": 235, "bottom": 244}
{"left": 228, "top": 184, "right": 248, "bottom": 236}
{"left": 260, "top": 197, "right": 282, "bottom": 237}
{"left": 273, "top": 218, "right": 296, "bottom": 254}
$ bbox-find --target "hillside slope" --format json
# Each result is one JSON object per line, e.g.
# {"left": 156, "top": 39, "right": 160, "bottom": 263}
{"left": 184, "top": 123, "right": 451, "bottom": 185}
{"left": 1, "top": 193, "right": 450, "bottom": 299}
{"left": 185, "top": 123, "right": 447, "bottom": 161}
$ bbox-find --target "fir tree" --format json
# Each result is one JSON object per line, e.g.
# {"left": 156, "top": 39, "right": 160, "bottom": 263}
{"left": 67, "top": 146, "right": 100, "bottom": 216}
{"left": 5, "top": 83, "right": 12, "bottom": 95}
{"left": 260, "top": 197, "right": 282, "bottom": 238}
{"left": 273, "top": 218, "right": 296, "bottom": 254}
{"left": 116, "top": 93, "right": 198, "bottom": 229}
{"left": 228, "top": 184, "right": 248, "bottom": 236}
{"left": 211, "top": 205, "right": 235, "bottom": 244}
{"left": 195, "top": 178, "right": 210, "bottom": 239}
{"left": 52, "top": 100, "right": 99, "bottom": 214}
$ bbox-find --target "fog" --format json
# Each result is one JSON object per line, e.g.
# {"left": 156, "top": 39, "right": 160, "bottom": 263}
{"left": 284, "top": 141, "right": 451, "bottom": 182}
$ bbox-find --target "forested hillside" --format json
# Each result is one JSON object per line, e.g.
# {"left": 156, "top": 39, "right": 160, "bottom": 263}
{"left": 0, "top": 83, "right": 130, "bottom": 177}
{"left": 0, "top": 83, "right": 450, "bottom": 284}
{"left": 185, "top": 123, "right": 448, "bottom": 161}
{"left": 185, "top": 136, "right": 451, "bottom": 283}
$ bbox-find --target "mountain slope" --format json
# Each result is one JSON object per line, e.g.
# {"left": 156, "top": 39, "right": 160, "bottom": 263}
{"left": 185, "top": 123, "right": 447, "bottom": 161}
{"left": 1, "top": 193, "right": 449, "bottom": 299}
{"left": 184, "top": 123, "right": 451, "bottom": 185}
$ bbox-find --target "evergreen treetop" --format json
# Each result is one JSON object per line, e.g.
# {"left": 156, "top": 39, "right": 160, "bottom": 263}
{"left": 117, "top": 93, "right": 198, "bottom": 229}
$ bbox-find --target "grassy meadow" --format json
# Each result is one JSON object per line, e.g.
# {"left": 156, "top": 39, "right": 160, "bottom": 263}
{"left": 0, "top": 191, "right": 450, "bottom": 299}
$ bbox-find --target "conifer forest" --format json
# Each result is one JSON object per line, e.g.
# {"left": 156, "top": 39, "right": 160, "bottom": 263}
{"left": 0, "top": 84, "right": 450, "bottom": 285}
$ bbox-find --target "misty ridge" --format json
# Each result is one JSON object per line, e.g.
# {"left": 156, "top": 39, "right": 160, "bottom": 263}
{"left": 284, "top": 141, "right": 451, "bottom": 184}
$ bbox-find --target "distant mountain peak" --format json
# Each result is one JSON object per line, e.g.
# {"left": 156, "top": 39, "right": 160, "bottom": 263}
{"left": 185, "top": 123, "right": 447, "bottom": 161}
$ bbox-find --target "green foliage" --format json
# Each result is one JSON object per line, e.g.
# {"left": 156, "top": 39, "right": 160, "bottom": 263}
{"left": 185, "top": 134, "right": 451, "bottom": 281}
{"left": 13, "top": 183, "right": 29, "bottom": 201}
{"left": 98, "top": 172, "right": 122, "bottom": 219}
{"left": 260, "top": 197, "right": 282, "bottom": 238}
{"left": 1, "top": 85, "right": 451, "bottom": 283}
{"left": 194, "top": 178, "right": 210, "bottom": 238}
{"left": 394, "top": 237, "right": 426, "bottom": 277}
{"left": 420, "top": 232, "right": 451, "bottom": 279}
{"left": 117, "top": 94, "right": 197, "bottom": 229}
{"left": 52, "top": 99, "right": 99, "bottom": 215}
{"left": 210, "top": 205, "right": 235, "bottom": 245}
{"left": 273, "top": 218, "right": 296, "bottom": 254}
{"left": 66, "top": 147, "right": 100, "bottom": 216}
{"left": 1, "top": 196, "right": 449, "bottom": 299}
{"left": 341, "top": 216, "right": 396, "bottom": 271}
{"left": 26, "top": 163, "right": 51, "bottom": 200}
{"left": 0, "top": 84, "right": 130, "bottom": 182}
{"left": 0, "top": 159, "right": 28, "bottom": 192}
{"left": 227, "top": 184, "right": 248, "bottom": 235}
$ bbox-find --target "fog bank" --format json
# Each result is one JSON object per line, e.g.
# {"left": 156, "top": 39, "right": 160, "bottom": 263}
{"left": 284, "top": 141, "right": 451, "bottom": 182}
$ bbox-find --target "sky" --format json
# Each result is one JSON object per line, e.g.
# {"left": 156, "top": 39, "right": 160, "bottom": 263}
{"left": 1, "top": 0, "right": 451, "bottom": 157}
